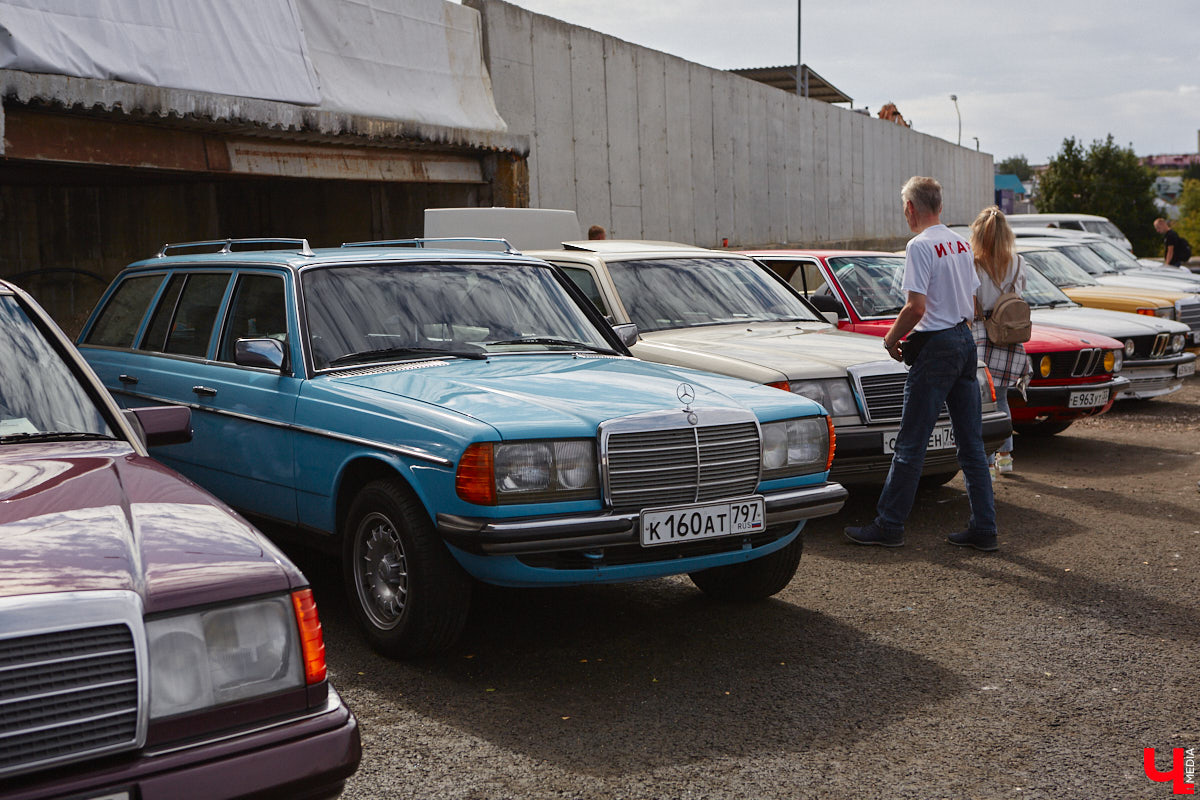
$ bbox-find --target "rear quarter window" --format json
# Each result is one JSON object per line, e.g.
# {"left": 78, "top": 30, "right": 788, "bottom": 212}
{"left": 84, "top": 274, "right": 163, "bottom": 348}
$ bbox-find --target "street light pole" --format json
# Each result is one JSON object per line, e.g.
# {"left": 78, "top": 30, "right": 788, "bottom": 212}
{"left": 796, "top": 1, "right": 806, "bottom": 99}
{"left": 950, "top": 94, "right": 961, "bottom": 146}
{"left": 972, "top": 136, "right": 979, "bottom": 151}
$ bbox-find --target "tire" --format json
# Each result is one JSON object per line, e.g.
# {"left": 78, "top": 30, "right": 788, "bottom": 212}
{"left": 1014, "top": 419, "right": 1072, "bottom": 437}
{"left": 688, "top": 534, "right": 803, "bottom": 601}
{"left": 342, "top": 479, "right": 471, "bottom": 658}
{"left": 919, "top": 469, "right": 959, "bottom": 488}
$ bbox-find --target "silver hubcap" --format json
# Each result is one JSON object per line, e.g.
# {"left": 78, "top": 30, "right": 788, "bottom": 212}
{"left": 354, "top": 511, "right": 409, "bottom": 630}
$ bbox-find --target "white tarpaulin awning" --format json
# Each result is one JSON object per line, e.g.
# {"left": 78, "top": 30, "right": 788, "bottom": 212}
{"left": 0, "top": 0, "right": 321, "bottom": 104}
{"left": 296, "top": 0, "right": 507, "bottom": 133}
{"left": 0, "top": 0, "right": 508, "bottom": 135}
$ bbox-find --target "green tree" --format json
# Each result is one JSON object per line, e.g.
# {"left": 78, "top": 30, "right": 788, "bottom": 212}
{"left": 1037, "top": 135, "right": 1159, "bottom": 255}
{"left": 996, "top": 154, "right": 1032, "bottom": 181}
{"left": 1175, "top": 178, "right": 1200, "bottom": 258}
{"left": 1182, "top": 162, "right": 1200, "bottom": 182}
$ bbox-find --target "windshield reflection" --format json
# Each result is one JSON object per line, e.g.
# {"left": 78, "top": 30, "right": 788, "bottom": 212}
{"left": 0, "top": 297, "right": 113, "bottom": 441}
{"left": 302, "top": 262, "right": 613, "bottom": 369}
{"left": 1020, "top": 250, "right": 1100, "bottom": 288}
{"left": 605, "top": 257, "right": 820, "bottom": 332}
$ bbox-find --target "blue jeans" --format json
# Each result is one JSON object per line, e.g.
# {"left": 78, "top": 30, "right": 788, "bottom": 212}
{"left": 874, "top": 322, "right": 996, "bottom": 536}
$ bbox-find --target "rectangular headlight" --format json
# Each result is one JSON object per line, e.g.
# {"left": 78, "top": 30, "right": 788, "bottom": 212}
{"left": 457, "top": 440, "right": 600, "bottom": 505}
{"left": 788, "top": 378, "right": 859, "bottom": 418}
{"left": 147, "top": 595, "right": 304, "bottom": 719}
{"left": 761, "top": 417, "right": 830, "bottom": 479}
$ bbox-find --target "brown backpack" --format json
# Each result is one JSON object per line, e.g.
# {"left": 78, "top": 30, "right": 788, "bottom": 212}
{"left": 978, "top": 256, "right": 1032, "bottom": 345}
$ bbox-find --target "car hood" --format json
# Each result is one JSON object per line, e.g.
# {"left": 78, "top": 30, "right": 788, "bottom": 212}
{"left": 633, "top": 321, "right": 903, "bottom": 381}
{"left": 1062, "top": 284, "right": 1189, "bottom": 308}
{"left": 1030, "top": 306, "right": 1189, "bottom": 338}
{"left": 1024, "top": 323, "right": 1122, "bottom": 353}
{"left": 1096, "top": 275, "right": 1200, "bottom": 294}
{"left": 329, "top": 354, "right": 822, "bottom": 440}
{"left": 0, "top": 442, "right": 295, "bottom": 613}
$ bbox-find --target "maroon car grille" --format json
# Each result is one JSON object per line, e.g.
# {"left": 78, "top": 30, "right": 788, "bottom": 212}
{"left": 0, "top": 624, "right": 139, "bottom": 776}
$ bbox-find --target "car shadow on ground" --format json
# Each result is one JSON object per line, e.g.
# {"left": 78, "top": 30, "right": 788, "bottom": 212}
{"left": 288, "top": 544, "right": 967, "bottom": 774}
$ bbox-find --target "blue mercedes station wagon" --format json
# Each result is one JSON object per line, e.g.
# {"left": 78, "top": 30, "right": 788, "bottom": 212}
{"left": 78, "top": 238, "right": 847, "bottom": 657}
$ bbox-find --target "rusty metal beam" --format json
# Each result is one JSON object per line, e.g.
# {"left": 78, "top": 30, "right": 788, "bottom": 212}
{"left": 1, "top": 108, "right": 487, "bottom": 183}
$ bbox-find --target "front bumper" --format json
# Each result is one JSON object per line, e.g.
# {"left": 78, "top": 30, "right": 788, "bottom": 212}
{"left": 436, "top": 481, "right": 848, "bottom": 556}
{"left": 828, "top": 410, "right": 1012, "bottom": 483}
{"left": 1116, "top": 353, "right": 1195, "bottom": 400}
{"left": 1009, "top": 375, "right": 1129, "bottom": 422}
{"left": 8, "top": 689, "right": 361, "bottom": 800}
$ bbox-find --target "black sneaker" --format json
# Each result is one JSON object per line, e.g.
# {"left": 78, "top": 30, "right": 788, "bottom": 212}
{"left": 946, "top": 529, "right": 998, "bottom": 552}
{"left": 844, "top": 524, "right": 904, "bottom": 548}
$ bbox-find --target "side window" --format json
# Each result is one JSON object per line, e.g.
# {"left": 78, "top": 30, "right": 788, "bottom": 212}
{"left": 83, "top": 275, "right": 164, "bottom": 348}
{"left": 157, "top": 273, "right": 230, "bottom": 358}
{"left": 559, "top": 266, "right": 609, "bottom": 315}
{"left": 764, "top": 261, "right": 797, "bottom": 283}
{"left": 1060, "top": 220, "right": 1084, "bottom": 231}
{"left": 141, "top": 274, "right": 186, "bottom": 352}
{"left": 218, "top": 274, "right": 288, "bottom": 362}
{"left": 799, "top": 262, "right": 828, "bottom": 295}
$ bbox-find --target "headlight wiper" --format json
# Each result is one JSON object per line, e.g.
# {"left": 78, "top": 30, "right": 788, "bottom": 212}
{"left": 487, "top": 337, "right": 618, "bottom": 354}
{"left": 0, "top": 431, "right": 117, "bottom": 444}
{"left": 326, "top": 345, "right": 488, "bottom": 367}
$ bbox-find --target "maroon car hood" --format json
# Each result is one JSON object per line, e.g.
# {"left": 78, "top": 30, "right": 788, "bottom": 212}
{"left": 0, "top": 441, "right": 296, "bottom": 613}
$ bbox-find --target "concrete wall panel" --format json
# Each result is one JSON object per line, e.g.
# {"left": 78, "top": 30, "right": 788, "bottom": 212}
{"left": 472, "top": 0, "right": 993, "bottom": 247}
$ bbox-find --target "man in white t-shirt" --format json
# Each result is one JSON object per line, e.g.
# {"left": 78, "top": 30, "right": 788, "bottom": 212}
{"left": 845, "top": 176, "right": 998, "bottom": 551}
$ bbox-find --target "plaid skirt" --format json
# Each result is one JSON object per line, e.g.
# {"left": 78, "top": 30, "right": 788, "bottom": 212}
{"left": 972, "top": 321, "right": 1031, "bottom": 397}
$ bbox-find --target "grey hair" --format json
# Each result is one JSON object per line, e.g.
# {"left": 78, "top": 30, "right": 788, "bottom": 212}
{"left": 901, "top": 176, "right": 943, "bottom": 216}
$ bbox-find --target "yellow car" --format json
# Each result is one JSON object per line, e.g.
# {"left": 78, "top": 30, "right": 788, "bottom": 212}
{"left": 1019, "top": 244, "right": 1200, "bottom": 352}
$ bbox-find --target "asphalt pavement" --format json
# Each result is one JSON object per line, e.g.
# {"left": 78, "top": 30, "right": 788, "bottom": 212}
{"left": 289, "top": 378, "right": 1200, "bottom": 800}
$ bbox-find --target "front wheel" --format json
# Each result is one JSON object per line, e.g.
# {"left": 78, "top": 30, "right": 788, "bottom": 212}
{"left": 343, "top": 479, "right": 471, "bottom": 658}
{"left": 688, "top": 534, "right": 803, "bottom": 600}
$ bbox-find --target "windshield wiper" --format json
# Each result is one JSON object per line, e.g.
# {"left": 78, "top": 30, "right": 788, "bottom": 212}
{"left": 1045, "top": 299, "right": 1074, "bottom": 307}
{"left": 327, "top": 345, "right": 488, "bottom": 367}
{"left": 487, "top": 337, "right": 618, "bottom": 354}
{"left": 0, "top": 431, "right": 117, "bottom": 444}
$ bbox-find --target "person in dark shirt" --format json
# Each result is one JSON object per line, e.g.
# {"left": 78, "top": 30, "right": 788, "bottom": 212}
{"left": 1154, "top": 218, "right": 1192, "bottom": 268}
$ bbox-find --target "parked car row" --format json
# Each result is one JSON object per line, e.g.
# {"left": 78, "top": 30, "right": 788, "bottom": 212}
{"left": 4, "top": 207, "right": 1195, "bottom": 799}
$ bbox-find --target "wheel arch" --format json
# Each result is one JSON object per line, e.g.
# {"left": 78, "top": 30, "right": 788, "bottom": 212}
{"left": 334, "top": 455, "right": 431, "bottom": 538}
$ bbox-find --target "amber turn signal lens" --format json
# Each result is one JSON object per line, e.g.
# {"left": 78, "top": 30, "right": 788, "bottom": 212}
{"left": 1103, "top": 350, "right": 1115, "bottom": 372}
{"left": 291, "top": 589, "right": 327, "bottom": 685}
{"left": 1039, "top": 355, "right": 1052, "bottom": 378}
{"left": 983, "top": 367, "right": 997, "bottom": 402}
{"left": 764, "top": 380, "right": 791, "bottom": 392}
{"left": 456, "top": 442, "right": 496, "bottom": 505}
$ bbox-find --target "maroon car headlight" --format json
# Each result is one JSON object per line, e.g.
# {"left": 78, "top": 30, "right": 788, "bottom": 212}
{"left": 146, "top": 595, "right": 305, "bottom": 719}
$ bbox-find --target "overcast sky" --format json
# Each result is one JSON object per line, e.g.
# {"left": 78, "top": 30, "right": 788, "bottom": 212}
{"left": 492, "top": 0, "right": 1200, "bottom": 165}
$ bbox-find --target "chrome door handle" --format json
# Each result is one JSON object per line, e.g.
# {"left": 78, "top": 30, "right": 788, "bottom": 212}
{"left": 118, "top": 374, "right": 138, "bottom": 385}
{"left": 192, "top": 385, "right": 217, "bottom": 397}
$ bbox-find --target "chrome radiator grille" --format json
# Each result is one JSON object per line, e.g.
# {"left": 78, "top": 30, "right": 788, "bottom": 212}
{"left": 1178, "top": 300, "right": 1200, "bottom": 332}
{"left": 858, "top": 373, "right": 907, "bottom": 422}
{"left": 604, "top": 421, "right": 761, "bottom": 508}
{"left": 0, "top": 619, "right": 141, "bottom": 779}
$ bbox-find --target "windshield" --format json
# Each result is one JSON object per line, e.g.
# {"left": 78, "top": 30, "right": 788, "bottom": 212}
{"left": 825, "top": 256, "right": 908, "bottom": 317}
{"left": 1081, "top": 220, "right": 1126, "bottom": 240}
{"left": 1021, "top": 264, "right": 1077, "bottom": 307}
{"left": 1055, "top": 244, "right": 1119, "bottom": 276}
{"left": 604, "top": 257, "right": 821, "bottom": 332}
{"left": 1020, "top": 249, "right": 1100, "bottom": 288}
{"left": 302, "top": 261, "right": 615, "bottom": 369}
{"left": 0, "top": 295, "right": 115, "bottom": 441}
{"left": 1087, "top": 240, "right": 1141, "bottom": 270}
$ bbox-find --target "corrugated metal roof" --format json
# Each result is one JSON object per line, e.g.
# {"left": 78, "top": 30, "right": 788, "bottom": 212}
{"left": 727, "top": 64, "right": 852, "bottom": 104}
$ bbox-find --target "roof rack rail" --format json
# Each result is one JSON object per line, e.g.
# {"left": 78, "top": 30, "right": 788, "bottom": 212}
{"left": 339, "top": 237, "right": 519, "bottom": 254}
{"left": 156, "top": 238, "right": 315, "bottom": 258}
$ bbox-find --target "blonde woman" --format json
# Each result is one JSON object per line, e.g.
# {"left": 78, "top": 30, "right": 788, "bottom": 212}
{"left": 970, "top": 206, "right": 1031, "bottom": 476}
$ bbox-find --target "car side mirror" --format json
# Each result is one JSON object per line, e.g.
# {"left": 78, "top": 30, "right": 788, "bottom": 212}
{"left": 611, "top": 323, "right": 639, "bottom": 347}
{"left": 235, "top": 338, "right": 288, "bottom": 371}
{"left": 821, "top": 311, "right": 841, "bottom": 324}
{"left": 123, "top": 406, "right": 192, "bottom": 447}
{"left": 808, "top": 294, "right": 848, "bottom": 319}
